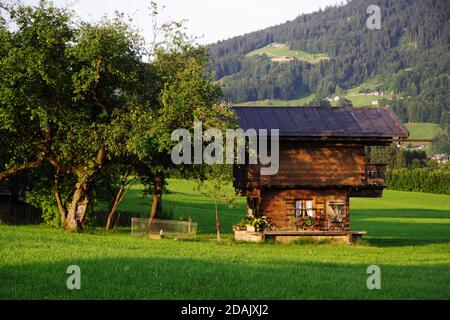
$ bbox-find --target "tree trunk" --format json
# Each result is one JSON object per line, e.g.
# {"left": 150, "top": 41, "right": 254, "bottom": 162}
{"left": 105, "top": 197, "right": 120, "bottom": 231}
{"left": 54, "top": 169, "right": 67, "bottom": 227}
{"left": 65, "top": 182, "right": 90, "bottom": 231}
{"left": 147, "top": 193, "right": 161, "bottom": 231}
{"left": 105, "top": 171, "right": 131, "bottom": 231}
{"left": 147, "top": 171, "right": 164, "bottom": 231}
{"left": 57, "top": 146, "right": 105, "bottom": 232}
{"left": 215, "top": 201, "right": 221, "bottom": 243}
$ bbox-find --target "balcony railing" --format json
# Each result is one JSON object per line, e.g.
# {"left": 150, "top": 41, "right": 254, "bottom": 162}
{"left": 365, "top": 164, "right": 387, "bottom": 186}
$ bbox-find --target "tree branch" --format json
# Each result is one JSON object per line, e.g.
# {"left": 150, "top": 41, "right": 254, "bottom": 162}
{"left": 47, "top": 156, "right": 72, "bottom": 174}
{"left": 0, "top": 160, "right": 43, "bottom": 181}
{"left": 0, "top": 129, "right": 53, "bottom": 181}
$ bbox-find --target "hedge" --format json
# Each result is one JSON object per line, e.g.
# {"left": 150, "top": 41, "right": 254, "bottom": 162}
{"left": 386, "top": 168, "right": 450, "bottom": 195}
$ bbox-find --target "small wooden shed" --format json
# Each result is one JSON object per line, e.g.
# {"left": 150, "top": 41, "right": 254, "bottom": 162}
{"left": 233, "top": 106, "right": 409, "bottom": 243}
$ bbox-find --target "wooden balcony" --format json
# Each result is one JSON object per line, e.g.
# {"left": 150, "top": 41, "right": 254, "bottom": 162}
{"left": 365, "top": 164, "right": 387, "bottom": 186}
{"left": 234, "top": 163, "right": 388, "bottom": 195}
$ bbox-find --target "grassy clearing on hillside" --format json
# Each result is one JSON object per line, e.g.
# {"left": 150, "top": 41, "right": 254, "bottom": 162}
{"left": 246, "top": 43, "right": 329, "bottom": 64}
{"left": 234, "top": 80, "right": 384, "bottom": 107}
{"left": 404, "top": 123, "right": 443, "bottom": 141}
{"left": 234, "top": 93, "right": 316, "bottom": 107}
{"left": 346, "top": 79, "right": 383, "bottom": 95}
{"left": 1, "top": 180, "right": 449, "bottom": 300}
{"left": 344, "top": 95, "right": 380, "bottom": 107}
{"left": 236, "top": 93, "right": 380, "bottom": 108}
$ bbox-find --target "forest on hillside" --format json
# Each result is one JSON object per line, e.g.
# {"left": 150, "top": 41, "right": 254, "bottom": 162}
{"left": 208, "top": 0, "right": 449, "bottom": 130}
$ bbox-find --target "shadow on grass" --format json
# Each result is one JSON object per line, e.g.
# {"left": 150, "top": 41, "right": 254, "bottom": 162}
{"left": 351, "top": 208, "right": 450, "bottom": 247}
{"left": 1, "top": 256, "right": 449, "bottom": 300}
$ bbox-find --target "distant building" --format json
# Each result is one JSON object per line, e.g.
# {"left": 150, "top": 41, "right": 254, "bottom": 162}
{"left": 367, "top": 91, "right": 384, "bottom": 96}
{"left": 271, "top": 56, "right": 294, "bottom": 63}
{"left": 431, "top": 154, "right": 449, "bottom": 164}
{"left": 400, "top": 144, "right": 427, "bottom": 150}
{"left": 326, "top": 96, "right": 340, "bottom": 102}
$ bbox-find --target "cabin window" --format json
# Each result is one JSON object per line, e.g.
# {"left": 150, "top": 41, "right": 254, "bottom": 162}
{"left": 294, "top": 200, "right": 314, "bottom": 217}
{"left": 327, "top": 201, "right": 346, "bottom": 223}
{"left": 295, "top": 201, "right": 302, "bottom": 217}
{"left": 305, "top": 200, "right": 314, "bottom": 217}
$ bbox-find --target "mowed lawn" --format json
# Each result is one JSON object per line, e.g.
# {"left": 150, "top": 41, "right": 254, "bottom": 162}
{"left": 1, "top": 180, "right": 449, "bottom": 300}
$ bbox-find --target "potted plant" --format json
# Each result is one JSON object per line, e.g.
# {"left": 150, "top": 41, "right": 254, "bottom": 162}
{"left": 312, "top": 215, "right": 322, "bottom": 231}
{"left": 290, "top": 216, "right": 303, "bottom": 231}
{"left": 246, "top": 225, "right": 256, "bottom": 232}
{"left": 290, "top": 216, "right": 318, "bottom": 231}
{"left": 232, "top": 218, "right": 248, "bottom": 232}
{"left": 251, "top": 216, "right": 273, "bottom": 232}
{"left": 234, "top": 216, "right": 273, "bottom": 233}
{"left": 302, "top": 216, "right": 316, "bottom": 230}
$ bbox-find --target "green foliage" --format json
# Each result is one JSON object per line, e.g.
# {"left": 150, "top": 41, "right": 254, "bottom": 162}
{"left": 366, "top": 145, "right": 428, "bottom": 169}
{"left": 0, "top": 1, "right": 236, "bottom": 230}
{"left": 26, "top": 190, "right": 60, "bottom": 227}
{"left": 311, "top": 97, "right": 332, "bottom": 108}
{"left": 158, "top": 206, "right": 175, "bottom": 220}
{"left": 23, "top": 166, "right": 74, "bottom": 227}
{"left": 246, "top": 216, "right": 272, "bottom": 232}
{"left": 432, "top": 134, "right": 450, "bottom": 154}
{"left": 197, "top": 165, "right": 238, "bottom": 208}
{"left": 236, "top": 215, "right": 273, "bottom": 232}
{"left": 290, "top": 216, "right": 318, "bottom": 229}
{"left": 387, "top": 169, "right": 450, "bottom": 195}
{"left": 209, "top": 0, "right": 449, "bottom": 127}
{"left": 338, "top": 97, "right": 353, "bottom": 108}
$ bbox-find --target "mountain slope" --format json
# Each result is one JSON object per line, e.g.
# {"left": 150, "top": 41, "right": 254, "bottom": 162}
{"left": 208, "top": 0, "right": 449, "bottom": 128}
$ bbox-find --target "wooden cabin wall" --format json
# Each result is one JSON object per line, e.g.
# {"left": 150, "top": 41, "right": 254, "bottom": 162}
{"left": 258, "top": 188, "right": 350, "bottom": 231}
{"left": 249, "top": 144, "right": 366, "bottom": 187}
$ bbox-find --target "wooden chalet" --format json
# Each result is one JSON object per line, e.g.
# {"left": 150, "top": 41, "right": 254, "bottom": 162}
{"left": 233, "top": 106, "right": 409, "bottom": 243}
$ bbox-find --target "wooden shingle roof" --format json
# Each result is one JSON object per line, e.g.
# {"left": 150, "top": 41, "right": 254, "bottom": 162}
{"left": 233, "top": 106, "right": 409, "bottom": 139}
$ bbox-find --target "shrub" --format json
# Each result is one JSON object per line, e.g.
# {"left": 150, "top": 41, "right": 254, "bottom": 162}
{"left": 387, "top": 168, "right": 450, "bottom": 195}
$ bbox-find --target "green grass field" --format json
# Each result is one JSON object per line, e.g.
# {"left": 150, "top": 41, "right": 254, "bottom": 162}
{"left": 234, "top": 93, "right": 316, "bottom": 107}
{"left": 1, "top": 180, "right": 449, "bottom": 300}
{"left": 235, "top": 93, "right": 379, "bottom": 108}
{"left": 234, "top": 79, "right": 383, "bottom": 107}
{"left": 246, "top": 43, "right": 329, "bottom": 64}
{"left": 404, "top": 123, "right": 444, "bottom": 141}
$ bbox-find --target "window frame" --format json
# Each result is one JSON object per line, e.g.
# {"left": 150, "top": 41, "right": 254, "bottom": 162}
{"left": 294, "top": 199, "right": 314, "bottom": 217}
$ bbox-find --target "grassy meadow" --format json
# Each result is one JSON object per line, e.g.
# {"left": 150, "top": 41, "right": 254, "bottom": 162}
{"left": 246, "top": 43, "right": 329, "bottom": 64}
{"left": 235, "top": 79, "right": 384, "bottom": 107}
{"left": 404, "top": 123, "right": 444, "bottom": 141}
{"left": 1, "top": 180, "right": 449, "bottom": 300}
{"left": 235, "top": 92, "right": 379, "bottom": 108}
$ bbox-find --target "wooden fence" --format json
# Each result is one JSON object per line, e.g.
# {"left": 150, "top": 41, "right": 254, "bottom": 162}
{"left": 0, "top": 203, "right": 143, "bottom": 228}
{"left": 0, "top": 204, "right": 43, "bottom": 225}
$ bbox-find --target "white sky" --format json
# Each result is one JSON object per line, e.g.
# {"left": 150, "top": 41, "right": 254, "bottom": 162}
{"left": 21, "top": 0, "right": 343, "bottom": 44}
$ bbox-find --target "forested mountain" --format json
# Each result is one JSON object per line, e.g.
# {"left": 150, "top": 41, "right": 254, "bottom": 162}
{"left": 208, "top": 0, "right": 449, "bottom": 129}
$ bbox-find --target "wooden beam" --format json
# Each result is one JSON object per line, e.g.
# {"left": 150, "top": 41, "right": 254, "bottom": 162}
{"left": 399, "top": 139, "right": 434, "bottom": 143}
